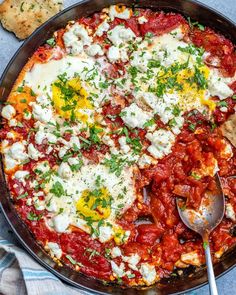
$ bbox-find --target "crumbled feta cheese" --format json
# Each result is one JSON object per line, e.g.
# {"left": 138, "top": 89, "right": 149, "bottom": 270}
{"left": 34, "top": 161, "right": 50, "bottom": 174}
{"left": 58, "top": 146, "right": 69, "bottom": 159}
{"left": 33, "top": 198, "right": 45, "bottom": 211}
{"left": 118, "top": 136, "right": 130, "bottom": 153}
{"left": 63, "top": 23, "right": 92, "bottom": 55}
{"left": 95, "top": 20, "right": 110, "bottom": 37}
{"left": 107, "top": 25, "right": 136, "bottom": 46}
{"left": 46, "top": 198, "right": 58, "bottom": 212}
{"left": 138, "top": 16, "right": 148, "bottom": 24}
{"left": 6, "top": 132, "right": 15, "bottom": 139}
{"left": 9, "top": 119, "right": 17, "bottom": 127}
{"left": 146, "top": 129, "right": 175, "bottom": 159}
{"left": 68, "top": 157, "right": 81, "bottom": 166}
{"left": 1, "top": 105, "right": 16, "bottom": 120}
{"left": 111, "top": 247, "right": 122, "bottom": 258}
{"left": 14, "top": 170, "right": 29, "bottom": 185}
{"left": 35, "top": 130, "right": 47, "bottom": 145}
{"left": 130, "top": 50, "right": 152, "bottom": 72}
{"left": 9, "top": 142, "right": 28, "bottom": 161}
{"left": 225, "top": 203, "right": 236, "bottom": 221}
{"left": 68, "top": 136, "right": 81, "bottom": 150}
{"left": 138, "top": 154, "right": 156, "bottom": 169}
{"left": 85, "top": 44, "right": 104, "bottom": 56}
{"left": 46, "top": 133, "right": 57, "bottom": 144}
{"left": 109, "top": 5, "right": 132, "bottom": 20}
{"left": 107, "top": 46, "right": 120, "bottom": 63}
{"left": 102, "top": 135, "right": 115, "bottom": 147}
{"left": 98, "top": 225, "right": 113, "bottom": 243}
{"left": 140, "top": 263, "right": 157, "bottom": 285}
{"left": 52, "top": 214, "right": 70, "bottom": 233}
{"left": 28, "top": 143, "right": 43, "bottom": 161}
{"left": 31, "top": 102, "right": 53, "bottom": 123}
{"left": 171, "top": 116, "right": 185, "bottom": 135}
{"left": 111, "top": 261, "right": 125, "bottom": 277}
{"left": 208, "top": 74, "right": 233, "bottom": 100}
{"left": 122, "top": 103, "right": 152, "bottom": 129}
{"left": 47, "top": 242, "right": 62, "bottom": 259}
{"left": 26, "top": 198, "right": 32, "bottom": 206}
{"left": 180, "top": 251, "right": 201, "bottom": 266}
{"left": 141, "top": 92, "right": 178, "bottom": 124}
{"left": 58, "top": 162, "right": 72, "bottom": 179}
{"left": 123, "top": 253, "right": 140, "bottom": 268}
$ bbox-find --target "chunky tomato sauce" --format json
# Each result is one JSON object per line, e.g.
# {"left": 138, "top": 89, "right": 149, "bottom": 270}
{"left": 1, "top": 5, "right": 236, "bottom": 287}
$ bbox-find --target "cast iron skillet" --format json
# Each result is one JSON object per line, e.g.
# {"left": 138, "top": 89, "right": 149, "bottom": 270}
{"left": 0, "top": 0, "right": 236, "bottom": 294}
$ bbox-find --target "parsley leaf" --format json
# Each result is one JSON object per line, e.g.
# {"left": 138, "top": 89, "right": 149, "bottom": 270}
{"left": 50, "top": 181, "right": 65, "bottom": 197}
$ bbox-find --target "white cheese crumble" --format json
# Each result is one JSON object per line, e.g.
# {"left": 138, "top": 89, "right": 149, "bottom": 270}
{"left": 63, "top": 23, "right": 92, "bottom": 55}
{"left": 107, "top": 46, "right": 120, "bottom": 63}
{"left": 9, "top": 142, "right": 28, "bottom": 161}
{"left": 1, "top": 105, "right": 16, "bottom": 120}
{"left": 146, "top": 129, "right": 175, "bottom": 159}
{"left": 118, "top": 136, "right": 130, "bottom": 153}
{"left": 111, "top": 261, "right": 125, "bottom": 277}
{"left": 180, "top": 251, "right": 201, "bottom": 266}
{"left": 109, "top": 5, "right": 132, "bottom": 20}
{"left": 52, "top": 214, "right": 71, "bottom": 233}
{"left": 140, "top": 263, "right": 157, "bottom": 285}
{"left": 122, "top": 103, "right": 152, "bottom": 129}
{"left": 98, "top": 225, "right": 114, "bottom": 243}
{"left": 138, "top": 154, "right": 156, "bottom": 169}
{"left": 14, "top": 170, "right": 29, "bottom": 185}
{"left": 225, "top": 203, "right": 236, "bottom": 222}
{"left": 57, "top": 162, "right": 72, "bottom": 179}
{"left": 111, "top": 247, "right": 122, "bottom": 258}
{"left": 47, "top": 242, "right": 62, "bottom": 259}
{"left": 95, "top": 20, "right": 110, "bottom": 37}
{"left": 31, "top": 102, "right": 53, "bottom": 123}
{"left": 107, "top": 25, "right": 136, "bottom": 46}
{"left": 138, "top": 16, "right": 148, "bottom": 24}
{"left": 85, "top": 44, "right": 104, "bottom": 57}
{"left": 208, "top": 73, "right": 234, "bottom": 100}
{"left": 28, "top": 143, "right": 43, "bottom": 161}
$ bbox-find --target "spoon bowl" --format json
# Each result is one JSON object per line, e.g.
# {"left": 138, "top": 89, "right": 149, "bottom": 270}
{"left": 176, "top": 173, "right": 225, "bottom": 236}
{"left": 176, "top": 173, "right": 225, "bottom": 295}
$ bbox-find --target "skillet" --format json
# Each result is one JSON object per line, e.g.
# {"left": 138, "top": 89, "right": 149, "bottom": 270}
{"left": 0, "top": 0, "right": 236, "bottom": 294}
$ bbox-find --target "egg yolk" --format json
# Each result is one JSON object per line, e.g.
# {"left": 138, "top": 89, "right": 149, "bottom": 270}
{"left": 52, "top": 77, "right": 93, "bottom": 122}
{"left": 76, "top": 187, "right": 111, "bottom": 221}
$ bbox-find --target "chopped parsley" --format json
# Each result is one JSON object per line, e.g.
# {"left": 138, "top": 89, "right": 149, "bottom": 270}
{"left": 27, "top": 212, "right": 42, "bottom": 221}
{"left": 187, "top": 17, "right": 205, "bottom": 31}
{"left": 104, "top": 154, "right": 132, "bottom": 177}
{"left": 17, "top": 192, "right": 28, "bottom": 200}
{"left": 46, "top": 37, "right": 56, "bottom": 47}
{"left": 50, "top": 181, "right": 65, "bottom": 197}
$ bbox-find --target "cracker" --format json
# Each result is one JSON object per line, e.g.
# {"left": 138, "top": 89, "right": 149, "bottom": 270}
{"left": 0, "top": 0, "right": 63, "bottom": 39}
{"left": 220, "top": 114, "right": 236, "bottom": 147}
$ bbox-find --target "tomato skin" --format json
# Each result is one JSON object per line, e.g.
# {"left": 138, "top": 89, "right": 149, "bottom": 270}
{"left": 191, "top": 27, "right": 236, "bottom": 77}
{"left": 140, "top": 11, "right": 186, "bottom": 36}
{"left": 152, "top": 164, "right": 172, "bottom": 184}
{"left": 136, "top": 224, "right": 164, "bottom": 245}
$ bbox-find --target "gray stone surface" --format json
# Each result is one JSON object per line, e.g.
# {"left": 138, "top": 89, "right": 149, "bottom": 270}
{"left": 0, "top": 0, "right": 235, "bottom": 294}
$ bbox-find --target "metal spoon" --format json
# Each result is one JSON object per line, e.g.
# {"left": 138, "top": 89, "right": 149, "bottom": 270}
{"left": 176, "top": 173, "right": 225, "bottom": 295}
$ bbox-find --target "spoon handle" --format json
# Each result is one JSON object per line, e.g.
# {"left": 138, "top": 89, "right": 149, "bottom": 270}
{"left": 203, "top": 238, "right": 218, "bottom": 295}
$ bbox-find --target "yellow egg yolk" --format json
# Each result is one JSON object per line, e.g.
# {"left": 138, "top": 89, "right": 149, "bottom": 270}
{"left": 155, "top": 63, "right": 215, "bottom": 111}
{"left": 76, "top": 187, "right": 111, "bottom": 221}
{"left": 52, "top": 77, "right": 93, "bottom": 122}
